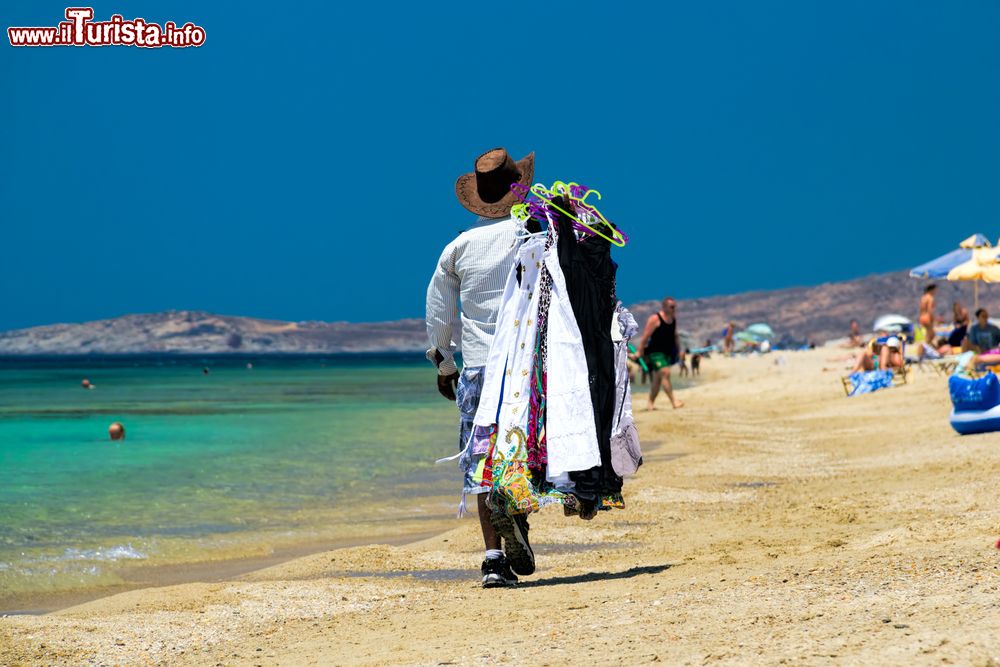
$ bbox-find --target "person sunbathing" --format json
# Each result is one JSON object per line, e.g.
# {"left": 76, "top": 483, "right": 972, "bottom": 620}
{"left": 933, "top": 337, "right": 954, "bottom": 356}
{"left": 917, "top": 336, "right": 954, "bottom": 360}
{"left": 851, "top": 336, "right": 904, "bottom": 373}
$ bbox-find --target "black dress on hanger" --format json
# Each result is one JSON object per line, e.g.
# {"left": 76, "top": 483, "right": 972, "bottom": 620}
{"left": 553, "top": 199, "right": 623, "bottom": 511}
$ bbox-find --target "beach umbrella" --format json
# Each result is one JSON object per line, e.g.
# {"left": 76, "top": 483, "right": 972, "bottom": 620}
{"left": 911, "top": 233, "right": 992, "bottom": 310}
{"left": 745, "top": 323, "right": 774, "bottom": 339}
{"left": 909, "top": 233, "right": 990, "bottom": 279}
{"left": 872, "top": 314, "right": 912, "bottom": 333}
{"left": 946, "top": 243, "right": 1000, "bottom": 309}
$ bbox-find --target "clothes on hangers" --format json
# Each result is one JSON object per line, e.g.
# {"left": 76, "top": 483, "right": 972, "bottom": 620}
{"left": 473, "top": 233, "right": 579, "bottom": 514}
{"left": 611, "top": 303, "right": 643, "bottom": 477}
{"left": 443, "top": 186, "right": 640, "bottom": 521}
{"left": 554, "top": 206, "right": 622, "bottom": 505}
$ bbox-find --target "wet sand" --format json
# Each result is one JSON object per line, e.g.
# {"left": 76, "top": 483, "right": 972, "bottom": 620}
{"left": 0, "top": 525, "right": 453, "bottom": 617}
{"left": 4, "top": 349, "right": 1000, "bottom": 665}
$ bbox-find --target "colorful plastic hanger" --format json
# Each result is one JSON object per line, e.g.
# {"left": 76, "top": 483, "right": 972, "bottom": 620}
{"left": 529, "top": 182, "right": 627, "bottom": 247}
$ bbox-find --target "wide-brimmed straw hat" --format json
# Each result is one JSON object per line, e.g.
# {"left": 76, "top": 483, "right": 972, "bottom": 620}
{"left": 455, "top": 148, "right": 535, "bottom": 219}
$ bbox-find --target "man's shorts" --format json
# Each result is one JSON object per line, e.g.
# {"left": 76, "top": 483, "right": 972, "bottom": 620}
{"left": 646, "top": 352, "right": 677, "bottom": 370}
{"left": 456, "top": 366, "right": 488, "bottom": 496}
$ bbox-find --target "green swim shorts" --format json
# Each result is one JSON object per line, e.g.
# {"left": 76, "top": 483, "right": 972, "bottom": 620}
{"left": 646, "top": 352, "right": 677, "bottom": 370}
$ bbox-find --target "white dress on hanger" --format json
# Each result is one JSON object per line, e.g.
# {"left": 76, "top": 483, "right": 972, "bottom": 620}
{"left": 542, "top": 240, "right": 602, "bottom": 480}
{"left": 473, "top": 235, "right": 545, "bottom": 434}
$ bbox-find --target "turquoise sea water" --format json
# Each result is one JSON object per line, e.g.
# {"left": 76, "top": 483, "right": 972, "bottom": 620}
{"left": 0, "top": 355, "right": 458, "bottom": 607}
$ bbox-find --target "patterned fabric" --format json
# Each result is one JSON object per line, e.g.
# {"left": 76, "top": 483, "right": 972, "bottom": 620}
{"left": 845, "top": 370, "right": 894, "bottom": 397}
{"left": 489, "top": 426, "right": 538, "bottom": 513}
{"left": 525, "top": 359, "right": 547, "bottom": 476}
{"left": 599, "top": 493, "right": 626, "bottom": 510}
{"left": 470, "top": 423, "right": 496, "bottom": 457}
{"left": 455, "top": 366, "right": 487, "bottom": 495}
{"left": 525, "top": 261, "right": 553, "bottom": 476}
{"left": 487, "top": 424, "right": 569, "bottom": 515}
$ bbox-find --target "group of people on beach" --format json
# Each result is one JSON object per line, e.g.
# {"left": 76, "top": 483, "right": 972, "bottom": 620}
{"left": 424, "top": 148, "right": 687, "bottom": 587}
{"left": 916, "top": 284, "right": 1000, "bottom": 359}
{"left": 847, "top": 282, "right": 1000, "bottom": 373}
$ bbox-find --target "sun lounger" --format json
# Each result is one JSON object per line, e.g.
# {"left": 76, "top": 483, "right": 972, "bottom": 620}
{"left": 841, "top": 336, "right": 908, "bottom": 395}
{"left": 922, "top": 356, "right": 964, "bottom": 376}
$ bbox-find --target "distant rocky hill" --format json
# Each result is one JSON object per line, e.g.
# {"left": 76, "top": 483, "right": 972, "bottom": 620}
{"left": 0, "top": 311, "right": 428, "bottom": 355}
{"left": 632, "top": 270, "right": 978, "bottom": 347}
{"left": 0, "top": 271, "right": 984, "bottom": 355}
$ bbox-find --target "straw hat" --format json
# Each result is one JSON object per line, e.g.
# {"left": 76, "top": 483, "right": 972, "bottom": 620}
{"left": 455, "top": 148, "right": 534, "bottom": 218}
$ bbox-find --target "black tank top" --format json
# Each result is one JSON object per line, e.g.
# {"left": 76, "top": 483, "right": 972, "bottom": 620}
{"left": 647, "top": 313, "right": 677, "bottom": 355}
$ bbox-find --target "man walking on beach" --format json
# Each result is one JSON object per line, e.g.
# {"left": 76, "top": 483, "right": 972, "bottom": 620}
{"left": 637, "top": 297, "right": 685, "bottom": 410}
{"left": 426, "top": 147, "right": 536, "bottom": 589}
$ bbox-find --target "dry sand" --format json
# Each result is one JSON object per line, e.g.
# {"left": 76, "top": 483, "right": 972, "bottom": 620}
{"left": 3, "top": 349, "right": 1000, "bottom": 666}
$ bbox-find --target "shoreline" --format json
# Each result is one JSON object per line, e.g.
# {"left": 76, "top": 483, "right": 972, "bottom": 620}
{"left": 0, "top": 525, "right": 453, "bottom": 616}
{"left": 1, "top": 369, "right": 703, "bottom": 617}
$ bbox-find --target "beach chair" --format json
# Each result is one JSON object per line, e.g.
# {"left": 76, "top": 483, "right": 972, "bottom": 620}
{"left": 840, "top": 336, "right": 908, "bottom": 396}
{"left": 925, "top": 356, "right": 963, "bottom": 376}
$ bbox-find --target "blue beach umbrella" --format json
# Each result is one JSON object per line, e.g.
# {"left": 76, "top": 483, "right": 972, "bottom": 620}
{"left": 909, "top": 233, "right": 990, "bottom": 279}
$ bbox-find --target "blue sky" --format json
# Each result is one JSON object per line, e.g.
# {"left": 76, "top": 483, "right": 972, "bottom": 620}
{"left": 3, "top": 1, "right": 1000, "bottom": 330}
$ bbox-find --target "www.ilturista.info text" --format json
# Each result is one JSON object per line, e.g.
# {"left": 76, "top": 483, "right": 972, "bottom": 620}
{"left": 8, "top": 8, "right": 206, "bottom": 48}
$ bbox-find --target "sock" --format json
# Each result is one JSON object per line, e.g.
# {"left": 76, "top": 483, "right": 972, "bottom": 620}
{"left": 485, "top": 549, "right": 503, "bottom": 561}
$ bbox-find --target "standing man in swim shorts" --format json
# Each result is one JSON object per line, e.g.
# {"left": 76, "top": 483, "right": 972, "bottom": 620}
{"left": 637, "top": 297, "right": 685, "bottom": 410}
{"left": 425, "top": 147, "right": 537, "bottom": 588}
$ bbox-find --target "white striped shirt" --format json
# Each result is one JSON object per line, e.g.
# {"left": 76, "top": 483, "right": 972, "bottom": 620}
{"left": 425, "top": 216, "right": 518, "bottom": 375}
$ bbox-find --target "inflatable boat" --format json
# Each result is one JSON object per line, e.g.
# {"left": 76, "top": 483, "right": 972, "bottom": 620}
{"left": 949, "top": 373, "right": 1000, "bottom": 435}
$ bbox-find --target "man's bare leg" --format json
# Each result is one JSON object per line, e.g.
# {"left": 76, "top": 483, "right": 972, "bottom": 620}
{"left": 659, "top": 367, "right": 685, "bottom": 408}
{"left": 647, "top": 370, "right": 662, "bottom": 410}
{"left": 477, "top": 493, "right": 500, "bottom": 550}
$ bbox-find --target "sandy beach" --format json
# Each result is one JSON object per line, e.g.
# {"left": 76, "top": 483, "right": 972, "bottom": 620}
{"left": 3, "top": 349, "right": 1000, "bottom": 666}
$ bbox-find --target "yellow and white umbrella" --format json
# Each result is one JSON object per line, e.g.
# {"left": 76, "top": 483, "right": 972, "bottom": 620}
{"left": 946, "top": 240, "right": 1000, "bottom": 309}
